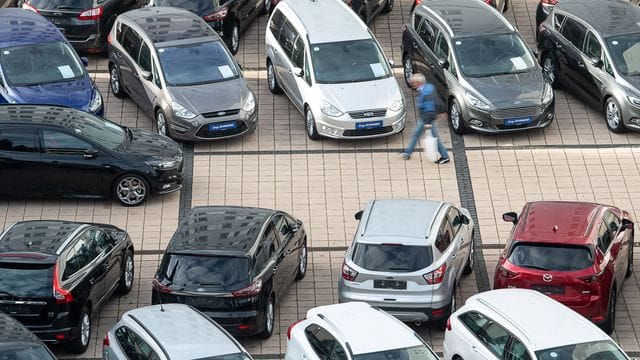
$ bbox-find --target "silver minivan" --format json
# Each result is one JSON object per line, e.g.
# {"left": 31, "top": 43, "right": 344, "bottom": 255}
{"left": 338, "top": 199, "right": 474, "bottom": 325}
{"left": 265, "top": 0, "right": 406, "bottom": 140}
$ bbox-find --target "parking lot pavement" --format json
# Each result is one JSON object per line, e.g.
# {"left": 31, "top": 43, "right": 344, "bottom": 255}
{"left": 1, "top": 0, "right": 640, "bottom": 358}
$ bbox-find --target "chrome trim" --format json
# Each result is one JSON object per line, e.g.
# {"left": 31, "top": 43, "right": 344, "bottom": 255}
{"left": 55, "top": 224, "right": 90, "bottom": 255}
{"left": 0, "top": 300, "right": 47, "bottom": 305}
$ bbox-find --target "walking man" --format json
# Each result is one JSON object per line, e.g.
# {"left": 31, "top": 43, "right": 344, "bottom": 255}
{"left": 402, "top": 73, "right": 450, "bottom": 164}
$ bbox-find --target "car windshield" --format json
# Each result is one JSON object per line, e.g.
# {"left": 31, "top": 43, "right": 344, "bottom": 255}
{"left": 508, "top": 243, "right": 593, "bottom": 272}
{"left": 71, "top": 113, "right": 126, "bottom": 150}
{"left": 162, "top": 254, "right": 250, "bottom": 291}
{"left": 27, "top": 0, "right": 92, "bottom": 10}
{"left": 157, "top": 41, "right": 239, "bottom": 86}
{"left": 353, "top": 345, "right": 439, "bottom": 360}
{"left": 536, "top": 340, "right": 629, "bottom": 360}
{"left": 454, "top": 33, "right": 536, "bottom": 77}
{"left": 606, "top": 33, "right": 640, "bottom": 76}
{"left": 310, "top": 39, "right": 391, "bottom": 84}
{"left": 0, "top": 344, "right": 55, "bottom": 360}
{"left": 0, "top": 263, "right": 53, "bottom": 298}
{"left": 0, "top": 42, "right": 84, "bottom": 86}
{"left": 152, "top": 0, "right": 229, "bottom": 16}
{"left": 352, "top": 244, "right": 433, "bottom": 272}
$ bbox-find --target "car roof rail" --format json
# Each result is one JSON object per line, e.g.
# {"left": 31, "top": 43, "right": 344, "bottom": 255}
{"left": 425, "top": 202, "right": 446, "bottom": 239}
{"left": 360, "top": 200, "right": 376, "bottom": 236}
{"left": 316, "top": 313, "right": 354, "bottom": 358}
{"left": 128, "top": 314, "right": 172, "bottom": 360}
{"left": 420, "top": 6, "right": 454, "bottom": 37}
{"left": 475, "top": 298, "right": 535, "bottom": 347}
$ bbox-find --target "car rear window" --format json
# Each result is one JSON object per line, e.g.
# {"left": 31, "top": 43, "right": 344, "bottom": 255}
{"left": 352, "top": 244, "right": 433, "bottom": 272}
{"left": 508, "top": 243, "right": 593, "bottom": 272}
{"left": 0, "top": 263, "right": 53, "bottom": 298}
{"left": 28, "top": 0, "right": 93, "bottom": 11}
{"left": 161, "top": 254, "right": 250, "bottom": 291}
{"left": 0, "top": 344, "right": 55, "bottom": 360}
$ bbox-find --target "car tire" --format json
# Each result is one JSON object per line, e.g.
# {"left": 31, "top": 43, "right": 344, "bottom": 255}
{"left": 541, "top": 53, "right": 559, "bottom": 88}
{"left": 267, "top": 60, "right": 282, "bottom": 94}
{"left": 109, "top": 64, "right": 127, "bottom": 99}
{"left": 602, "top": 287, "right": 617, "bottom": 334}
{"left": 605, "top": 97, "right": 626, "bottom": 133}
{"left": 626, "top": 232, "right": 634, "bottom": 278}
{"left": 463, "top": 233, "right": 474, "bottom": 275}
{"left": 113, "top": 174, "right": 149, "bottom": 207}
{"left": 403, "top": 55, "right": 414, "bottom": 87}
{"left": 449, "top": 99, "right": 467, "bottom": 135}
{"left": 295, "top": 240, "right": 308, "bottom": 280}
{"left": 257, "top": 295, "right": 275, "bottom": 338}
{"left": 382, "top": 0, "right": 394, "bottom": 13}
{"left": 116, "top": 249, "right": 135, "bottom": 295}
{"left": 305, "top": 107, "right": 321, "bottom": 140}
{"left": 261, "top": 0, "right": 271, "bottom": 14}
{"left": 65, "top": 306, "right": 91, "bottom": 354}
{"left": 227, "top": 21, "right": 240, "bottom": 55}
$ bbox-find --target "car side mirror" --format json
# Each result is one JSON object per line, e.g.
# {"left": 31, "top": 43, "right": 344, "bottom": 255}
{"left": 140, "top": 70, "right": 152, "bottom": 81}
{"left": 437, "top": 58, "right": 449, "bottom": 69}
{"left": 622, "top": 218, "right": 634, "bottom": 230}
{"left": 502, "top": 212, "right": 518, "bottom": 224}
{"left": 388, "top": 59, "right": 395, "bottom": 68}
{"left": 293, "top": 67, "right": 303, "bottom": 77}
{"left": 83, "top": 148, "right": 99, "bottom": 159}
{"left": 461, "top": 215, "right": 470, "bottom": 225}
{"left": 81, "top": 56, "right": 89, "bottom": 67}
{"left": 354, "top": 210, "right": 363, "bottom": 221}
{"left": 290, "top": 219, "right": 303, "bottom": 233}
{"left": 590, "top": 57, "right": 603, "bottom": 69}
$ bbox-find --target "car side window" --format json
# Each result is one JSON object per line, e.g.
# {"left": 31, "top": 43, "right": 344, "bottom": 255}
{"left": 62, "top": 231, "right": 101, "bottom": 280}
{"left": 291, "top": 36, "right": 305, "bottom": 69}
{"left": 138, "top": 42, "right": 152, "bottom": 72}
{"left": 436, "top": 219, "right": 453, "bottom": 253}
{"left": 42, "top": 131, "right": 91, "bottom": 154}
{"left": 413, "top": 13, "right": 424, "bottom": 31}
{"left": 559, "top": 18, "right": 586, "bottom": 49}
{"left": 0, "top": 128, "right": 37, "bottom": 152}
{"left": 303, "top": 52, "right": 312, "bottom": 85}
{"left": 597, "top": 221, "right": 612, "bottom": 253}
{"left": 603, "top": 55, "right": 614, "bottom": 76}
{"left": 279, "top": 20, "right": 297, "bottom": 60}
{"left": 262, "top": 224, "right": 280, "bottom": 255}
{"left": 115, "top": 326, "right": 161, "bottom": 360}
{"left": 583, "top": 31, "right": 602, "bottom": 59}
{"left": 304, "top": 324, "right": 348, "bottom": 360}
{"left": 417, "top": 16, "right": 436, "bottom": 49}
{"left": 86, "top": 228, "right": 113, "bottom": 253}
{"left": 446, "top": 207, "right": 462, "bottom": 236}
{"left": 269, "top": 9, "right": 286, "bottom": 39}
{"left": 152, "top": 59, "right": 162, "bottom": 88}
{"left": 434, "top": 32, "right": 449, "bottom": 60}
{"left": 458, "top": 312, "right": 510, "bottom": 358}
{"left": 272, "top": 215, "right": 292, "bottom": 245}
{"left": 504, "top": 337, "right": 532, "bottom": 360}
{"left": 553, "top": 13, "right": 566, "bottom": 31}
{"left": 604, "top": 211, "right": 621, "bottom": 236}
{"left": 116, "top": 22, "right": 128, "bottom": 45}
{"left": 122, "top": 26, "right": 142, "bottom": 59}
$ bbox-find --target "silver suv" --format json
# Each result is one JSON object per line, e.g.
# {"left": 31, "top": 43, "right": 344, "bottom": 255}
{"left": 265, "top": 0, "right": 406, "bottom": 140}
{"left": 338, "top": 199, "right": 474, "bottom": 325}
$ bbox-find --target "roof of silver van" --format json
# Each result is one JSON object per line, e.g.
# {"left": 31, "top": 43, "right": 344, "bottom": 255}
{"left": 279, "top": 0, "right": 372, "bottom": 44}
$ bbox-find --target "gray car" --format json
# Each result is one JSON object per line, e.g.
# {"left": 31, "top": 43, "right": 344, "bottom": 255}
{"left": 338, "top": 199, "right": 474, "bottom": 325}
{"left": 103, "top": 304, "right": 253, "bottom": 360}
{"left": 108, "top": 7, "right": 257, "bottom": 141}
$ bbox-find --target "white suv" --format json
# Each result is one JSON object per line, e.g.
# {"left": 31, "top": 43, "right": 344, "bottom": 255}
{"left": 443, "top": 289, "right": 630, "bottom": 360}
{"left": 286, "top": 302, "right": 439, "bottom": 360}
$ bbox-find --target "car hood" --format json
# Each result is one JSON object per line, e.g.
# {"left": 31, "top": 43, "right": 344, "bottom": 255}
{"left": 118, "top": 128, "right": 182, "bottom": 159}
{"left": 169, "top": 78, "right": 249, "bottom": 115}
{"left": 465, "top": 70, "right": 545, "bottom": 107}
{"left": 8, "top": 77, "right": 94, "bottom": 111}
{"left": 317, "top": 76, "right": 401, "bottom": 112}
{"left": 621, "top": 74, "right": 640, "bottom": 92}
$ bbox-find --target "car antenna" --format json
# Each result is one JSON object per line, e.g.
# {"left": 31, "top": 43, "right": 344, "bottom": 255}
{"left": 155, "top": 280, "right": 165, "bottom": 312}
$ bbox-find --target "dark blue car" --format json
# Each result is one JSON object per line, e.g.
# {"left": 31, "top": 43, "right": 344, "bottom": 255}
{"left": 0, "top": 8, "right": 103, "bottom": 115}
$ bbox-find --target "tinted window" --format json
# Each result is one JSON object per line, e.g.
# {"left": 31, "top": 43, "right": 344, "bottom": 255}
{"left": 157, "top": 41, "right": 239, "bottom": 86}
{"left": 0, "top": 42, "right": 84, "bottom": 86}
{"left": 152, "top": 60, "right": 162, "bottom": 88}
{"left": 597, "top": 222, "right": 613, "bottom": 252}
{"left": 291, "top": 37, "right": 305, "bottom": 69}
{"left": 0, "top": 344, "right": 55, "bottom": 360}
{"left": 353, "top": 345, "right": 439, "bottom": 360}
{"left": 85, "top": 228, "right": 113, "bottom": 253}
{"left": 459, "top": 312, "right": 510, "bottom": 358}
{"left": 446, "top": 207, "right": 462, "bottom": 236}
{"left": 505, "top": 338, "right": 532, "bottom": 360}
{"left": 508, "top": 243, "right": 593, "bottom": 271}
{"left": 436, "top": 220, "right": 453, "bottom": 253}
{"left": 560, "top": 18, "right": 586, "bottom": 49}
{"left": 269, "top": 9, "right": 286, "bottom": 39}
{"left": 554, "top": 13, "right": 565, "bottom": 31}
{"left": 417, "top": 16, "right": 436, "bottom": 49}
{"left": 115, "top": 327, "right": 161, "bottom": 360}
{"left": 122, "top": 27, "right": 142, "bottom": 59}
{"left": 536, "top": 340, "right": 627, "bottom": 360}
{"left": 28, "top": 0, "right": 93, "bottom": 10}
{"left": 279, "top": 21, "right": 297, "bottom": 59}
{"left": 273, "top": 215, "right": 292, "bottom": 245}
{"left": 254, "top": 240, "right": 275, "bottom": 275}
{"left": 584, "top": 32, "right": 602, "bottom": 59}
{"left": 606, "top": 32, "right": 640, "bottom": 76}
{"left": 152, "top": 0, "right": 222, "bottom": 16}
{"left": 352, "top": 244, "right": 432, "bottom": 272}
{"left": 42, "top": 131, "right": 91, "bottom": 153}
{"left": 161, "top": 254, "right": 250, "bottom": 291}
{"left": 434, "top": 32, "right": 449, "bottom": 60}
{"left": 138, "top": 42, "right": 152, "bottom": 72}
{"left": 0, "top": 128, "right": 37, "bottom": 152}
{"left": 310, "top": 39, "right": 391, "bottom": 84}
{"left": 454, "top": 34, "right": 536, "bottom": 77}
{"left": 71, "top": 113, "right": 126, "bottom": 150}
{"left": 63, "top": 231, "right": 100, "bottom": 280}
{"left": 305, "top": 325, "right": 347, "bottom": 360}
{"left": 0, "top": 263, "right": 53, "bottom": 297}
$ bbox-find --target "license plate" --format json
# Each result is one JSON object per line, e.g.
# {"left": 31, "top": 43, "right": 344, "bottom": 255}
{"left": 356, "top": 121, "right": 383, "bottom": 129}
{"left": 0, "top": 304, "right": 37, "bottom": 314}
{"left": 209, "top": 121, "right": 237, "bottom": 131}
{"left": 504, "top": 117, "right": 533, "bottom": 126}
{"left": 531, "top": 285, "right": 564, "bottom": 295}
{"left": 374, "top": 280, "right": 406, "bottom": 290}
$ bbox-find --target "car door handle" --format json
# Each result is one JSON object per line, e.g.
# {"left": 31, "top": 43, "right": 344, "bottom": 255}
{"left": 471, "top": 346, "right": 478, "bottom": 352}
{"left": 554, "top": 42, "right": 562, "bottom": 49}
{"left": 412, "top": 42, "right": 418, "bottom": 49}
{"left": 273, "top": 266, "right": 278, "bottom": 274}
{"left": 578, "top": 61, "right": 585, "bottom": 68}
{"left": 301, "top": 354, "right": 307, "bottom": 360}
{"left": 452, "top": 254, "right": 456, "bottom": 259}
{"left": 88, "top": 278, "right": 95, "bottom": 286}
{"left": 274, "top": 48, "right": 278, "bottom": 53}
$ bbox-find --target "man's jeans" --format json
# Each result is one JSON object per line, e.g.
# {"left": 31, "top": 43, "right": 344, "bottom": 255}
{"left": 404, "top": 116, "right": 449, "bottom": 159}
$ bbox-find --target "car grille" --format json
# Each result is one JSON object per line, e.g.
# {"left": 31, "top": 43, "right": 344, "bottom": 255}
{"left": 343, "top": 126, "right": 393, "bottom": 137}
{"left": 492, "top": 106, "right": 540, "bottom": 119}
{"left": 202, "top": 109, "right": 240, "bottom": 118}
{"left": 196, "top": 121, "right": 247, "bottom": 138}
{"left": 348, "top": 109, "right": 387, "bottom": 119}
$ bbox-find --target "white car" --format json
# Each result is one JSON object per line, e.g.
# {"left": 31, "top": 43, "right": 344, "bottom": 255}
{"left": 443, "top": 289, "right": 630, "bottom": 360}
{"left": 286, "top": 302, "right": 439, "bottom": 360}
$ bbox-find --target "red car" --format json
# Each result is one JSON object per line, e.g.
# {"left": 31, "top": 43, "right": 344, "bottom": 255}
{"left": 494, "top": 201, "right": 634, "bottom": 334}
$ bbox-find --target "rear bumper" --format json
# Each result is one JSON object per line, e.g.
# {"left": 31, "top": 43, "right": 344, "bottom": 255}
{"left": 29, "top": 326, "right": 76, "bottom": 344}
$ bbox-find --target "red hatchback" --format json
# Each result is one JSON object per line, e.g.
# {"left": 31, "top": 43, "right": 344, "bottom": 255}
{"left": 494, "top": 201, "right": 634, "bottom": 334}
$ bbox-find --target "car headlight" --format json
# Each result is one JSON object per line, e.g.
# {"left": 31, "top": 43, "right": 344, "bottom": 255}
{"left": 627, "top": 95, "right": 640, "bottom": 107}
{"left": 320, "top": 101, "right": 344, "bottom": 117}
{"left": 464, "top": 91, "right": 491, "bottom": 111}
{"left": 145, "top": 159, "right": 179, "bottom": 169}
{"left": 242, "top": 92, "right": 256, "bottom": 113}
{"left": 172, "top": 101, "right": 196, "bottom": 119}
{"left": 542, "top": 83, "right": 554, "bottom": 105}
{"left": 89, "top": 90, "right": 102, "bottom": 113}
{"left": 389, "top": 92, "right": 404, "bottom": 112}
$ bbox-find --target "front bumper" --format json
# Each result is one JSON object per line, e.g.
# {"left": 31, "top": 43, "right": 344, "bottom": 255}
{"left": 619, "top": 100, "right": 640, "bottom": 131}
{"left": 149, "top": 167, "right": 184, "bottom": 195}
{"left": 461, "top": 100, "right": 555, "bottom": 134}
{"left": 167, "top": 107, "right": 258, "bottom": 141}
{"left": 314, "top": 108, "right": 406, "bottom": 139}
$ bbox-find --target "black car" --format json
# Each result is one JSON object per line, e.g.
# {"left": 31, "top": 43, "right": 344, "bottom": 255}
{"left": 146, "top": 0, "right": 269, "bottom": 54}
{"left": 0, "top": 312, "right": 56, "bottom": 360}
{"left": 152, "top": 206, "right": 308, "bottom": 338}
{"left": 347, "top": 0, "right": 393, "bottom": 24}
{"left": 412, "top": 0, "right": 507, "bottom": 12}
{"left": 0, "top": 104, "right": 183, "bottom": 206}
{"left": 0, "top": 220, "right": 135, "bottom": 353}
{"left": 19, "top": 0, "right": 144, "bottom": 53}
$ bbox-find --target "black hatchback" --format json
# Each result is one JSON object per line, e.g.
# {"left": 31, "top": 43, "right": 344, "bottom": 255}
{"left": 0, "top": 220, "right": 135, "bottom": 354}
{"left": 152, "top": 206, "right": 308, "bottom": 338}
{"left": 0, "top": 104, "right": 183, "bottom": 206}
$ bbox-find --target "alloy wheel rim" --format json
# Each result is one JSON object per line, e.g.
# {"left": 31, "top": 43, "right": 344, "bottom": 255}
{"left": 543, "top": 57, "right": 555, "bottom": 84}
{"left": 156, "top": 112, "right": 167, "bottom": 136}
{"left": 606, "top": 101, "right": 620, "bottom": 129}
{"left": 404, "top": 58, "right": 413, "bottom": 84}
{"left": 81, "top": 313, "right": 90, "bottom": 346}
{"left": 124, "top": 255, "right": 134, "bottom": 288}
{"left": 299, "top": 246, "right": 307, "bottom": 274}
{"left": 117, "top": 177, "right": 146, "bottom": 205}
{"left": 110, "top": 68, "right": 120, "bottom": 94}
{"left": 232, "top": 26, "right": 239, "bottom": 53}
{"left": 268, "top": 64, "right": 275, "bottom": 90}
{"left": 306, "top": 111, "right": 314, "bottom": 136}
{"left": 266, "top": 301, "right": 274, "bottom": 333}
{"left": 451, "top": 103, "right": 461, "bottom": 129}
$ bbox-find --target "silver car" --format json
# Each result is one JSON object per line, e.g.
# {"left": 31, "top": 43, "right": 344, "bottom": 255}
{"left": 108, "top": 7, "right": 257, "bottom": 141}
{"left": 338, "top": 199, "right": 474, "bottom": 325}
{"left": 103, "top": 304, "right": 253, "bottom": 360}
{"left": 265, "top": 0, "right": 406, "bottom": 140}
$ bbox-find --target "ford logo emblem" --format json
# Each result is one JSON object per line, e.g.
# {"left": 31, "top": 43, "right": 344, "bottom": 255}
{"left": 217, "top": 111, "right": 226, "bottom": 116}
{"left": 542, "top": 274, "right": 553, "bottom": 283}
{"left": 196, "top": 288, "right": 206, "bottom": 292}
{"left": 363, "top": 112, "right": 374, "bottom": 117}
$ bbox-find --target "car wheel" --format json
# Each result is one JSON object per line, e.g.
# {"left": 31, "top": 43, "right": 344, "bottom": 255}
{"left": 113, "top": 174, "right": 149, "bottom": 207}
{"left": 261, "top": 0, "right": 271, "bottom": 14}
{"left": 267, "top": 60, "right": 282, "bottom": 94}
{"left": 257, "top": 296, "right": 275, "bottom": 338}
{"left": 541, "top": 53, "right": 559, "bottom": 88}
{"left": 116, "top": 249, "right": 135, "bottom": 294}
{"left": 295, "top": 241, "right": 308, "bottom": 280}
{"left": 605, "top": 97, "right": 626, "bottom": 133}
{"left": 602, "top": 288, "right": 617, "bottom": 334}
{"left": 626, "top": 232, "right": 634, "bottom": 278}
{"left": 65, "top": 306, "right": 91, "bottom": 354}
{"left": 109, "top": 64, "right": 126, "bottom": 99}
{"left": 305, "top": 107, "right": 321, "bottom": 140}
{"left": 463, "top": 233, "right": 474, "bottom": 275}
{"left": 403, "top": 55, "right": 414, "bottom": 87}
{"left": 153, "top": 109, "right": 169, "bottom": 137}
{"left": 228, "top": 22, "right": 240, "bottom": 55}
{"left": 382, "top": 0, "right": 394, "bottom": 13}
{"left": 449, "top": 99, "right": 467, "bottom": 135}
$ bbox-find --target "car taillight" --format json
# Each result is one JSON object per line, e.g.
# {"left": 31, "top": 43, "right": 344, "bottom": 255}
{"left": 414, "top": 0, "right": 423, "bottom": 6}
{"left": 541, "top": 0, "right": 558, "bottom": 4}
{"left": 231, "top": 279, "right": 262, "bottom": 297}
{"left": 77, "top": 6, "right": 103, "bottom": 21}
{"left": 287, "top": 319, "right": 304, "bottom": 339}
{"left": 578, "top": 273, "right": 601, "bottom": 284}
{"left": 203, "top": 7, "right": 228, "bottom": 21}
{"left": 53, "top": 263, "right": 73, "bottom": 304}
{"left": 341, "top": 262, "right": 358, "bottom": 281}
{"left": 21, "top": 2, "right": 39, "bottom": 13}
{"left": 103, "top": 333, "right": 110, "bottom": 348}
{"left": 151, "top": 276, "right": 172, "bottom": 294}
{"left": 446, "top": 317, "right": 452, "bottom": 331}
{"left": 498, "top": 266, "right": 518, "bottom": 279}
{"left": 484, "top": 0, "right": 491, "bottom": 3}
{"left": 423, "top": 263, "right": 446, "bottom": 285}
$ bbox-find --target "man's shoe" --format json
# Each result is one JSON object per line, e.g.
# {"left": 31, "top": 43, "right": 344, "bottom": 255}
{"left": 435, "top": 157, "right": 450, "bottom": 164}
{"left": 402, "top": 153, "right": 411, "bottom": 160}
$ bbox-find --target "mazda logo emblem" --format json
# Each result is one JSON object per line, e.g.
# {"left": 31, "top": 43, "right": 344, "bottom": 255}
{"left": 542, "top": 274, "right": 553, "bottom": 283}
